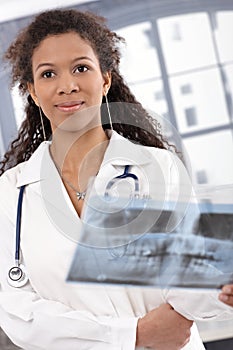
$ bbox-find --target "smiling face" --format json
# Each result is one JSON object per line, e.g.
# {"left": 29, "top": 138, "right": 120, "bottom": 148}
{"left": 28, "top": 31, "right": 111, "bottom": 132}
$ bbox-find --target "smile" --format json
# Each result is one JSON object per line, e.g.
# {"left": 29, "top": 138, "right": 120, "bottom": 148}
{"left": 55, "top": 101, "right": 84, "bottom": 112}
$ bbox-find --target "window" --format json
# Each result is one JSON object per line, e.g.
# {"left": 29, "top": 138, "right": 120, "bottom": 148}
{"left": 116, "top": 6, "right": 233, "bottom": 186}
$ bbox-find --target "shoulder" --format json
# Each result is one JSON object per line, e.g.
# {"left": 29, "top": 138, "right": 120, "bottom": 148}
{"left": 0, "top": 141, "right": 51, "bottom": 190}
{"left": 143, "top": 144, "right": 176, "bottom": 161}
{"left": 0, "top": 162, "right": 27, "bottom": 189}
{"left": 137, "top": 143, "right": 187, "bottom": 173}
{"left": 136, "top": 143, "right": 193, "bottom": 191}
{"left": 0, "top": 162, "right": 28, "bottom": 217}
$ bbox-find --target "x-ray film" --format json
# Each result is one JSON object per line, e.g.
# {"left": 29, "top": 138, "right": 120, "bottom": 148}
{"left": 67, "top": 187, "right": 233, "bottom": 289}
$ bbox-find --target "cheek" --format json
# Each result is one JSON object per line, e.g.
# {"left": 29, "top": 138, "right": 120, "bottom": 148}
{"left": 35, "top": 88, "right": 53, "bottom": 109}
{"left": 34, "top": 82, "right": 53, "bottom": 99}
{"left": 91, "top": 83, "right": 104, "bottom": 102}
{"left": 36, "top": 96, "right": 53, "bottom": 120}
{"left": 89, "top": 75, "right": 105, "bottom": 94}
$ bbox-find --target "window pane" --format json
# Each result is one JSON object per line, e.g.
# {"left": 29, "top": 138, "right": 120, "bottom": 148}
{"left": 117, "top": 22, "right": 161, "bottom": 83}
{"left": 215, "top": 11, "right": 233, "bottom": 63}
{"left": 129, "top": 79, "right": 168, "bottom": 118}
{"left": 183, "top": 130, "right": 233, "bottom": 186}
{"left": 169, "top": 68, "right": 229, "bottom": 133}
{"left": 158, "top": 13, "right": 217, "bottom": 74}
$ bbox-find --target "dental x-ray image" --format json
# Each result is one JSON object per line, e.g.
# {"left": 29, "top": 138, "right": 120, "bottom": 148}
{"left": 67, "top": 187, "right": 233, "bottom": 289}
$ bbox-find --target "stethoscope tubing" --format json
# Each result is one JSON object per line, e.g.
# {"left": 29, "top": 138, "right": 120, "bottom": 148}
{"left": 105, "top": 165, "right": 139, "bottom": 197}
{"left": 15, "top": 185, "right": 26, "bottom": 263}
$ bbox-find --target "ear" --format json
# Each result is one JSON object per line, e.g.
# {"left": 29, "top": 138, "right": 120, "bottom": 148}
{"left": 27, "top": 83, "right": 39, "bottom": 106}
{"left": 102, "top": 71, "right": 112, "bottom": 95}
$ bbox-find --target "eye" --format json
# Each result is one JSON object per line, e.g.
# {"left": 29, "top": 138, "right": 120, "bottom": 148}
{"left": 42, "top": 71, "right": 55, "bottom": 78}
{"left": 74, "top": 65, "right": 88, "bottom": 73}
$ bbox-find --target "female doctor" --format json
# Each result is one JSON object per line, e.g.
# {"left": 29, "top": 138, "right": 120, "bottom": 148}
{"left": 0, "top": 9, "right": 232, "bottom": 350}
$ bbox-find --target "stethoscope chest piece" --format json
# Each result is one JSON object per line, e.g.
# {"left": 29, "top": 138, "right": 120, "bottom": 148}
{"left": 7, "top": 264, "right": 28, "bottom": 288}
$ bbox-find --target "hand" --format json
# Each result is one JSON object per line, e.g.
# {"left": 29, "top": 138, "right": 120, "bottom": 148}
{"left": 219, "top": 285, "right": 233, "bottom": 307}
{"left": 136, "top": 303, "right": 193, "bottom": 350}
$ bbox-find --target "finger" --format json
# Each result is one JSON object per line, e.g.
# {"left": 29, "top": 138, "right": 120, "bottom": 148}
{"left": 222, "top": 285, "right": 233, "bottom": 295}
{"left": 219, "top": 293, "right": 233, "bottom": 306}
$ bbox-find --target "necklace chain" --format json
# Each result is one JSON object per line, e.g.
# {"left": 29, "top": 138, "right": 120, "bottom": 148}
{"left": 62, "top": 177, "right": 87, "bottom": 201}
{"left": 53, "top": 161, "right": 87, "bottom": 201}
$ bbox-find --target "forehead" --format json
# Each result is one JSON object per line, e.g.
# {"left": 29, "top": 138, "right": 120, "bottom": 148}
{"left": 32, "top": 32, "right": 98, "bottom": 64}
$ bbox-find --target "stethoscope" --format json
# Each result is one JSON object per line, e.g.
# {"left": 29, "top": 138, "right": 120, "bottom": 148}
{"left": 7, "top": 185, "right": 29, "bottom": 288}
{"left": 7, "top": 165, "right": 140, "bottom": 287}
{"left": 105, "top": 165, "right": 140, "bottom": 198}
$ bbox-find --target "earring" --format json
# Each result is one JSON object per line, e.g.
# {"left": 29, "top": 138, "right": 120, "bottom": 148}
{"left": 39, "top": 106, "right": 46, "bottom": 141}
{"left": 104, "top": 92, "right": 113, "bottom": 131}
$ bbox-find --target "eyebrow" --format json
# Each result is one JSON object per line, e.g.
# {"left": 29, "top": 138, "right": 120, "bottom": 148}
{"left": 35, "top": 56, "right": 95, "bottom": 72}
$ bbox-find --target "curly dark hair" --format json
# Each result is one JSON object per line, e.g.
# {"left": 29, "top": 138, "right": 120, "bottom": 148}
{"left": 0, "top": 9, "right": 170, "bottom": 175}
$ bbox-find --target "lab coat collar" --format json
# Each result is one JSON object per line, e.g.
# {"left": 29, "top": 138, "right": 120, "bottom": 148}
{"left": 16, "top": 130, "right": 151, "bottom": 187}
{"left": 16, "top": 141, "right": 52, "bottom": 187}
{"left": 103, "top": 130, "right": 151, "bottom": 167}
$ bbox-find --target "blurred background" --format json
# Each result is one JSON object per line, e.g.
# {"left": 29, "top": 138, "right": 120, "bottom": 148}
{"left": 0, "top": 0, "right": 233, "bottom": 349}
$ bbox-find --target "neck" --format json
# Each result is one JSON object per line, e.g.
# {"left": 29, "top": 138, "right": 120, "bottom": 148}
{"left": 50, "top": 126, "right": 110, "bottom": 177}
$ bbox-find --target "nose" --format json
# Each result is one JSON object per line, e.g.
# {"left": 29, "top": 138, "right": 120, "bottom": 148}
{"left": 57, "top": 73, "right": 79, "bottom": 95}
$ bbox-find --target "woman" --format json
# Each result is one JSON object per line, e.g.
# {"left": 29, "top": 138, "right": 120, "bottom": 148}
{"left": 0, "top": 9, "right": 232, "bottom": 350}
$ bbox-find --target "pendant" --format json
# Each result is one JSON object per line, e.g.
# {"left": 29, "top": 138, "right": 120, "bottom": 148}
{"left": 76, "top": 191, "right": 86, "bottom": 201}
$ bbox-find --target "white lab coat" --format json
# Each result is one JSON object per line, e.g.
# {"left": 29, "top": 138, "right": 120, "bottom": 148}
{"left": 0, "top": 130, "right": 232, "bottom": 350}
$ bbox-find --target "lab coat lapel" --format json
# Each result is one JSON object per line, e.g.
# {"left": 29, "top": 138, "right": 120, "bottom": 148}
{"left": 16, "top": 141, "right": 52, "bottom": 188}
{"left": 17, "top": 141, "right": 81, "bottom": 241}
{"left": 16, "top": 141, "right": 69, "bottom": 205}
{"left": 16, "top": 141, "right": 67, "bottom": 214}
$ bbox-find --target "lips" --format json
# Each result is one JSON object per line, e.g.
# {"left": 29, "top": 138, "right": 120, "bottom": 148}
{"left": 55, "top": 101, "right": 84, "bottom": 112}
